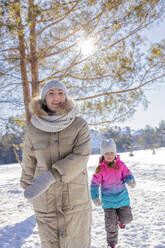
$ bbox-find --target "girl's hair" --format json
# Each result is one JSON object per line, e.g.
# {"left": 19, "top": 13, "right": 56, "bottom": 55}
{"left": 95, "top": 155, "right": 104, "bottom": 174}
{"left": 95, "top": 155, "right": 119, "bottom": 174}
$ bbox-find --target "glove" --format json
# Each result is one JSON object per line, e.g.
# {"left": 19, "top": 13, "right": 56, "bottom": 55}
{"left": 93, "top": 198, "right": 102, "bottom": 206}
{"left": 128, "top": 179, "right": 136, "bottom": 188}
{"left": 24, "top": 171, "right": 56, "bottom": 200}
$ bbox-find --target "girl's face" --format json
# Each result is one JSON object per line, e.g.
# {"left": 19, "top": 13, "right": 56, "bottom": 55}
{"left": 104, "top": 152, "right": 116, "bottom": 162}
{"left": 45, "top": 88, "right": 66, "bottom": 112}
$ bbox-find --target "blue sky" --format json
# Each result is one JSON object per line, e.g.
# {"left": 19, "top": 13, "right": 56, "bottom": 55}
{"left": 122, "top": 84, "right": 165, "bottom": 130}
{"left": 121, "top": 20, "right": 165, "bottom": 130}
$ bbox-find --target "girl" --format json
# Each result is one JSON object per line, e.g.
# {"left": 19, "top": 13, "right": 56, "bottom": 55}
{"left": 90, "top": 138, "right": 135, "bottom": 248}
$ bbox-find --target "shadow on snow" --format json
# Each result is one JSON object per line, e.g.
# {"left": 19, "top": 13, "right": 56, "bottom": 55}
{"left": 0, "top": 215, "right": 36, "bottom": 248}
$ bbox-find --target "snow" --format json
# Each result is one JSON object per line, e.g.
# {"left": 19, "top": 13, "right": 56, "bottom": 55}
{"left": 0, "top": 148, "right": 165, "bottom": 248}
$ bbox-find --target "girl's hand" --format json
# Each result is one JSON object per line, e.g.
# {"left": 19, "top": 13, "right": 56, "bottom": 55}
{"left": 128, "top": 179, "right": 136, "bottom": 188}
{"left": 93, "top": 198, "right": 102, "bottom": 206}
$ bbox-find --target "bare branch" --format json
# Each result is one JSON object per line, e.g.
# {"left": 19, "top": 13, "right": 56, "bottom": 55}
{"left": 0, "top": 57, "right": 20, "bottom": 61}
{"left": 88, "top": 108, "right": 135, "bottom": 126}
{"left": 37, "top": 27, "right": 79, "bottom": 58}
{"left": 75, "top": 74, "right": 165, "bottom": 101}
{"left": 59, "top": 51, "right": 81, "bottom": 80}
{"left": 66, "top": 73, "right": 113, "bottom": 81}
{"left": 0, "top": 82, "right": 22, "bottom": 90}
{"left": 37, "top": 0, "right": 81, "bottom": 36}
{"left": 99, "top": 22, "right": 148, "bottom": 54}
{"left": 39, "top": 51, "right": 81, "bottom": 84}
{"left": 0, "top": 47, "right": 19, "bottom": 53}
{"left": 0, "top": 73, "right": 22, "bottom": 80}
{"left": 0, "top": 65, "right": 19, "bottom": 76}
{"left": 39, "top": 43, "right": 75, "bottom": 60}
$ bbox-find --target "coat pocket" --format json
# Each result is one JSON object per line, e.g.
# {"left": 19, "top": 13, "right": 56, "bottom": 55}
{"left": 68, "top": 171, "right": 89, "bottom": 208}
{"left": 32, "top": 191, "right": 48, "bottom": 213}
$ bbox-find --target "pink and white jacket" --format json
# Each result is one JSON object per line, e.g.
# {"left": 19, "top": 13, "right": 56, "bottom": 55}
{"left": 90, "top": 155, "right": 135, "bottom": 209}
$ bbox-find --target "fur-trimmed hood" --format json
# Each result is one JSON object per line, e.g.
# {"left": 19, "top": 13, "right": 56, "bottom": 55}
{"left": 29, "top": 96, "right": 75, "bottom": 117}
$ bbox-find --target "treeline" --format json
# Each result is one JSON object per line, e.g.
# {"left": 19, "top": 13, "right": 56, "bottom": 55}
{"left": 0, "top": 120, "right": 165, "bottom": 164}
{"left": 0, "top": 133, "right": 22, "bottom": 164}
{"left": 91, "top": 120, "right": 165, "bottom": 155}
{"left": 0, "top": 118, "right": 24, "bottom": 164}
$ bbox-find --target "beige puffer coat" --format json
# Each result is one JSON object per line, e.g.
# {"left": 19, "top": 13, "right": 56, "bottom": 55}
{"left": 20, "top": 98, "right": 92, "bottom": 248}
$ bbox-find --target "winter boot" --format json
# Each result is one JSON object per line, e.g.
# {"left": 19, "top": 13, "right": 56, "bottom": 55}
{"left": 107, "top": 244, "right": 116, "bottom": 248}
{"left": 118, "top": 221, "right": 126, "bottom": 229}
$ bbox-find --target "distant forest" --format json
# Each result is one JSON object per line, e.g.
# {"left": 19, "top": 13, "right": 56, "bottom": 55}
{"left": 0, "top": 119, "right": 165, "bottom": 164}
{"left": 91, "top": 120, "right": 165, "bottom": 155}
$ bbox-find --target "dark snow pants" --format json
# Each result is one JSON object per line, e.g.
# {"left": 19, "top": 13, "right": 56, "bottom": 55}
{"left": 104, "top": 206, "right": 133, "bottom": 245}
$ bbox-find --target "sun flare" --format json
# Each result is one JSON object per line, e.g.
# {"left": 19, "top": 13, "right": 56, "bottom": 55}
{"left": 78, "top": 38, "right": 96, "bottom": 56}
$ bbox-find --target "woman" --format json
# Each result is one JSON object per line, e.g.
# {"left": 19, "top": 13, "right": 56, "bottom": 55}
{"left": 20, "top": 80, "right": 91, "bottom": 248}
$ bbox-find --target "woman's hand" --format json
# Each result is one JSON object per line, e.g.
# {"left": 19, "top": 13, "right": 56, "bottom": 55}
{"left": 24, "top": 171, "right": 56, "bottom": 200}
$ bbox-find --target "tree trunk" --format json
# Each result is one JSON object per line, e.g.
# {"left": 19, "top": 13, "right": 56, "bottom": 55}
{"left": 15, "top": 0, "right": 31, "bottom": 123}
{"left": 29, "top": 0, "right": 39, "bottom": 98}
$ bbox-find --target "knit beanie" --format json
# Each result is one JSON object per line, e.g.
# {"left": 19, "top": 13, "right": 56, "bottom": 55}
{"left": 100, "top": 138, "right": 116, "bottom": 154}
{"left": 41, "top": 80, "right": 68, "bottom": 103}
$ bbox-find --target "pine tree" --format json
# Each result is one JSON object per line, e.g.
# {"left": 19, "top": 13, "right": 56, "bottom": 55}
{"left": 0, "top": 0, "right": 165, "bottom": 127}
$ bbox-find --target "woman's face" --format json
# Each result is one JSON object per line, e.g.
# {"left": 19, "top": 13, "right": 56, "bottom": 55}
{"left": 45, "top": 88, "right": 66, "bottom": 112}
{"left": 104, "top": 152, "right": 116, "bottom": 162}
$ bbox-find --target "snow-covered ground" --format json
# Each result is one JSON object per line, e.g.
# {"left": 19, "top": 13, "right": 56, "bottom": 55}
{"left": 0, "top": 148, "right": 165, "bottom": 248}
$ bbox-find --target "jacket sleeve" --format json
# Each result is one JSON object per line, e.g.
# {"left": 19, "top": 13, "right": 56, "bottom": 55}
{"left": 52, "top": 120, "right": 91, "bottom": 183}
{"left": 20, "top": 131, "right": 37, "bottom": 189}
{"left": 122, "top": 162, "right": 135, "bottom": 184}
{"left": 90, "top": 172, "right": 103, "bottom": 200}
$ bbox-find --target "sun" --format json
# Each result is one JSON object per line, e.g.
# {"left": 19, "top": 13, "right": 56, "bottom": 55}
{"left": 78, "top": 37, "right": 96, "bottom": 56}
